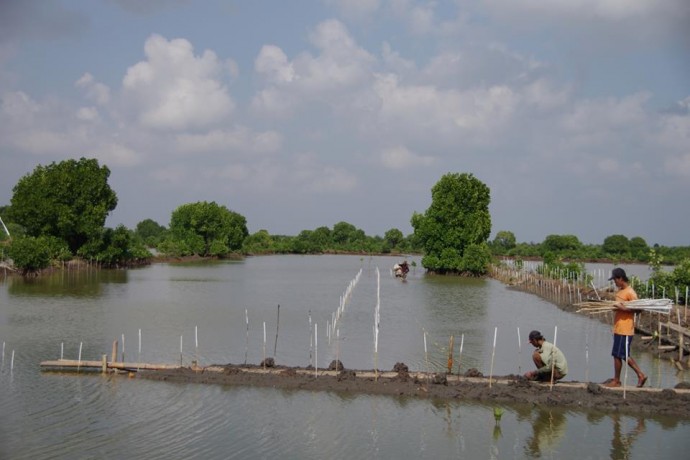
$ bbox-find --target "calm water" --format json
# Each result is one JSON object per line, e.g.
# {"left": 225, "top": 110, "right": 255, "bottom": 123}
{"left": 0, "top": 255, "right": 687, "bottom": 459}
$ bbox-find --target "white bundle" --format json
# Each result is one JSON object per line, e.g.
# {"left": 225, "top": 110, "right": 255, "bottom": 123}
{"left": 575, "top": 298, "right": 673, "bottom": 315}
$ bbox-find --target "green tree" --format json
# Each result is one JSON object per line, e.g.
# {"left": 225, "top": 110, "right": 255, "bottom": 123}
{"left": 332, "top": 221, "right": 366, "bottom": 251}
{"left": 602, "top": 234, "right": 630, "bottom": 257}
{"left": 541, "top": 234, "right": 582, "bottom": 254}
{"left": 79, "top": 225, "right": 150, "bottom": 267}
{"left": 411, "top": 172, "right": 491, "bottom": 275}
{"left": 9, "top": 158, "right": 117, "bottom": 253}
{"left": 384, "top": 228, "right": 404, "bottom": 250}
{"left": 7, "top": 236, "right": 52, "bottom": 275}
{"left": 135, "top": 219, "right": 168, "bottom": 247}
{"left": 629, "top": 236, "right": 648, "bottom": 261}
{"left": 491, "top": 230, "right": 516, "bottom": 254}
{"left": 168, "top": 201, "right": 248, "bottom": 257}
{"left": 242, "top": 229, "right": 275, "bottom": 254}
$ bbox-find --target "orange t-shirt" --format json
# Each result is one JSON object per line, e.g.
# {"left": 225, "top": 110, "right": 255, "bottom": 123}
{"left": 613, "top": 285, "right": 638, "bottom": 336}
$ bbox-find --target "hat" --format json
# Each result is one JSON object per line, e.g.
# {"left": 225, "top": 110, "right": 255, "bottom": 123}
{"left": 528, "top": 330, "right": 543, "bottom": 341}
{"left": 608, "top": 267, "right": 628, "bottom": 282}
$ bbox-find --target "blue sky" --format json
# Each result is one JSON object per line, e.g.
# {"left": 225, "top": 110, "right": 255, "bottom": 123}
{"left": 1, "top": 0, "right": 689, "bottom": 245}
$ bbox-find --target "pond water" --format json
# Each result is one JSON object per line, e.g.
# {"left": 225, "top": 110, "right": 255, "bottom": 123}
{"left": 0, "top": 255, "right": 688, "bottom": 459}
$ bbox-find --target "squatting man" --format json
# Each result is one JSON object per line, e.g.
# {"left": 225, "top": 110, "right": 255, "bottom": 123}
{"left": 524, "top": 330, "right": 568, "bottom": 382}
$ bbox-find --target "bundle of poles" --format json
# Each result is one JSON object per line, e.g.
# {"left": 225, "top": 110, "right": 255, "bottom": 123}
{"left": 575, "top": 298, "right": 673, "bottom": 315}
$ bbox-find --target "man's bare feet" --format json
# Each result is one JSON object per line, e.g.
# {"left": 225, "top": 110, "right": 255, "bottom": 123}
{"left": 604, "top": 380, "right": 621, "bottom": 388}
{"left": 637, "top": 375, "right": 648, "bottom": 388}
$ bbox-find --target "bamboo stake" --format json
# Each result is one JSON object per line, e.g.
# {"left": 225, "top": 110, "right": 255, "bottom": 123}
{"left": 10, "top": 349, "right": 14, "bottom": 372}
{"left": 308, "top": 311, "right": 313, "bottom": 368}
{"left": 180, "top": 334, "right": 183, "bottom": 366}
{"left": 423, "top": 330, "right": 429, "bottom": 383}
{"left": 447, "top": 335, "right": 454, "bottom": 374}
{"left": 489, "top": 327, "right": 497, "bottom": 388}
{"left": 273, "top": 304, "right": 280, "bottom": 358}
{"left": 314, "top": 323, "right": 318, "bottom": 378}
{"left": 78, "top": 341, "right": 83, "bottom": 373}
{"left": 111, "top": 340, "right": 117, "bottom": 363}
{"left": 585, "top": 331, "right": 589, "bottom": 383}
{"left": 61, "top": 342, "right": 64, "bottom": 360}
{"left": 121, "top": 333, "right": 125, "bottom": 362}
{"left": 549, "top": 326, "right": 557, "bottom": 391}
{"left": 623, "top": 335, "right": 629, "bottom": 399}
{"left": 244, "top": 309, "right": 249, "bottom": 365}
{"left": 517, "top": 326, "right": 522, "bottom": 375}
{"left": 457, "top": 333, "right": 464, "bottom": 375}
{"left": 138, "top": 328, "right": 141, "bottom": 372}
{"left": 262, "top": 321, "right": 266, "bottom": 370}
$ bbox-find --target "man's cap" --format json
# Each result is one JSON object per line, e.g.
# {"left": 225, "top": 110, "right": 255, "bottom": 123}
{"left": 528, "top": 330, "right": 543, "bottom": 341}
{"left": 608, "top": 267, "right": 628, "bottom": 281}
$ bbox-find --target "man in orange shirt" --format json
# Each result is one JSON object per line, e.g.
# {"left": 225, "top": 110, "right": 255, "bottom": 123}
{"left": 605, "top": 268, "right": 647, "bottom": 388}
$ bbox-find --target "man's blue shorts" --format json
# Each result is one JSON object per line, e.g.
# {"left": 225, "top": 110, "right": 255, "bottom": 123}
{"left": 612, "top": 334, "right": 633, "bottom": 359}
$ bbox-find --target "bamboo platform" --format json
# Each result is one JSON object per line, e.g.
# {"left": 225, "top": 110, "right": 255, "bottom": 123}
{"left": 41, "top": 358, "right": 182, "bottom": 372}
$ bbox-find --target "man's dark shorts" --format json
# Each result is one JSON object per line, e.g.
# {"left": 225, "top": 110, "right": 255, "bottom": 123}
{"left": 612, "top": 334, "right": 633, "bottom": 359}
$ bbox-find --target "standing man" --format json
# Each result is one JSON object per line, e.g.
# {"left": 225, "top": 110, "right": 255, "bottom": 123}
{"left": 524, "top": 330, "right": 568, "bottom": 382}
{"left": 605, "top": 268, "right": 647, "bottom": 388}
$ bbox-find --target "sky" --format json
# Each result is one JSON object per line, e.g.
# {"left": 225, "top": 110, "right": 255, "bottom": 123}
{"left": 1, "top": 0, "right": 689, "bottom": 246}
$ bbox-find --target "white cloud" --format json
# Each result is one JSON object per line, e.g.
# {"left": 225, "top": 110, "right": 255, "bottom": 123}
{"left": 76, "top": 106, "right": 99, "bottom": 122}
{"left": 175, "top": 127, "right": 282, "bottom": 154}
{"left": 253, "top": 20, "right": 375, "bottom": 117}
{"left": 325, "top": 0, "right": 381, "bottom": 19}
{"left": 122, "top": 34, "right": 234, "bottom": 130}
{"left": 255, "top": 45, "right": 295, "bottom": 84}
{"left": 75, "top": 73, "right": 111, "bottom": 105}
{"left": 293, "top": 153, "right": 358, "bottom": 192}
{"left": 390, "top": 0, "right": 436, "bottom": 35}
{"left": 380, "top": 145, "right": 434, "bottom": 169}
{"left": 95, "top": 142, "right": 139, "bottom": 167}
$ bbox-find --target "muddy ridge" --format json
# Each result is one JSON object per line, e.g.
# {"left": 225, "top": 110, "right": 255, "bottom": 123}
{"left": 136, "top": 362, "right": 690, "bottom": 419}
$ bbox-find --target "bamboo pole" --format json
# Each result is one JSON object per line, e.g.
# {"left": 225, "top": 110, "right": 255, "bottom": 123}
{"left": 273, "top": 304, "right": 280, "bottom": 358}
{"left": 111, "top": 340, "right": 117, "bottom": 363}
{"left": 457, "top": 333, "right": 464, "bottom": 375}
{"left": 314, "top": 323, "right": 318, "bottom": 378}
{"left": 489, "top": 327, "right": 497, "bottom": 388}
{"left": 244, "top": 309, "right": 249, "bottom": 366}
{"left": 447, "top": 335, "right": 454, "bottom": 374}
{"left": 517, "top": 326, "right": 522, "bottom": 375}
{"left": 549, "top": 326, "right": 557, "bottom": 391}
{"left": 262, "top": 321, "right": 266, "bottom": 370}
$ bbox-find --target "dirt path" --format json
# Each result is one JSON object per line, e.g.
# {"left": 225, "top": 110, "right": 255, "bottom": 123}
{"left": 137, "top": 363, "right": 690, "bottom": 419}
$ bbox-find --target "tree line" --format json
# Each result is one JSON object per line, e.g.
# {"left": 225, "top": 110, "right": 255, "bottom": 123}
{"left": 1, "top": 159, "right": 689, "bottom": 287}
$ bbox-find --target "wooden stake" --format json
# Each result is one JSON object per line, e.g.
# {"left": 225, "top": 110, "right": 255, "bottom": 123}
{"left": 457, "top": 333, "right": 464, "bottom": 375}
{"left": 111, "top": 340, "right": 117, "bottom": 363}
{"left": 447, "top": 335, "right": 454, "bottom": 374}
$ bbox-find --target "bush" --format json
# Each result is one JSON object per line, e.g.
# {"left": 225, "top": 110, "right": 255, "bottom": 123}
{"left": 8, "top": 236, "right": 51, "bottom": 274}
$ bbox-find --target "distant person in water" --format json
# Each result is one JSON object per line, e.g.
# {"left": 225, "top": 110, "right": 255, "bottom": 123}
{"left": 605, "top": 268, "right": 647, "bottom": 388}
{"left": 524, "top": 330, "right": 568, "bottom": 382}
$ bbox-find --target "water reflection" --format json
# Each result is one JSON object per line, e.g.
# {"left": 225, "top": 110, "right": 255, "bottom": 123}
{"left": 524, "top": 408, "right": 567, "bottom": 457}
{"left": 610, "top": 413, "right": 645, "bottom": 460}
{"left": 6, "top": 268, "right": 127, "bottom": 298}
{"left": 1, "top": 256, "right": 689, "bottom": 459}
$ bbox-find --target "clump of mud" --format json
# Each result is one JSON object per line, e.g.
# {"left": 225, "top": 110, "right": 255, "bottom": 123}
{"left": 281, "top": 368, "right": 297, "bottom": 377}
{"left": 260, "top": 357, "right": 275, "bottom": 368}
{"left": 328, "top": 360, "right": 344, "bottom": 371}
{"left": 587, "top": 383, "right": 603, "bottom": 394}
{"left": 338, "top": 369, "right": 356, "bottom": 381}
{"left": 223, "top": 365, "right": 241, "bottom": 375}
{"left": 465, "top": 368, "right": 483, "bottom": 378}
{"left": 393, "top": 362, "right": 410, "bottom": 381}
{"left": 432, "top": 373, "right": 448, "bottom": 385}
{"left": 675, "top": 382, "right": 690, "bottom": 390}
